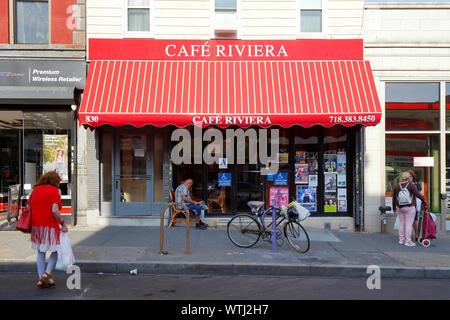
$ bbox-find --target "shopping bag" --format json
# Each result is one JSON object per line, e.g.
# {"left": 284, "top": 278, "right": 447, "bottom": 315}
{"left": 393, "top": 215, "right": 400, "bottom": 230}
{"left": 55, "top": 232, "right": 75, "bottom": 271}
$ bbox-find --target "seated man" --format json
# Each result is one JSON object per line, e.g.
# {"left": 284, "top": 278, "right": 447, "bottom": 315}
{"left": 175, "top": 179, "right": 208, "bottom": 230}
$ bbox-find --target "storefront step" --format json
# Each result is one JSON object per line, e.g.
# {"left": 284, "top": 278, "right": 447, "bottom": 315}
{"left": 91, "top": 215, "right": 231, "bottom": 228}
{"left": 85, "top": 214, "right": 355, "bottom": 231}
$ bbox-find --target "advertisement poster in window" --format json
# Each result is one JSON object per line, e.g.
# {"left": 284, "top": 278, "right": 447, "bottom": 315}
{"left": 295, "top": 151, "right": 307, "bottom": 163}
{"left": 269, "top": 187, "right": 289, "bottom": 207}
{"left": 309, "top": 174, "right": 318, "bottom": 187}
{"left": 324, "top": 154, "right": 337, "bottom": 172}
{"left": 337, "top": 152, "right": 346, "bottom": 173}
{"left": 43, "top": 135, "right": 68, "bottom": 182}
{"left": 338, "top": 200, "right": 347, "bottom": 212}
{"left": 338, "top": 188, "right": 347, "bottom": 211}
{"left": 337, "top": 173, "right": 346, "bottom": 187}
{"left": 324, "top": 173, "right": 337, "bottom": 192}
{"left": 308, "top": 159, "right": 318, "bottom": 175}
{"left": 297, "top": 185, "right": 316, "bottom": 211}
{"left": 295, "top": 164, "right": 308, "bottom": 184}
{"left": 324, "top": 197, "right": 337, "bottom": 213}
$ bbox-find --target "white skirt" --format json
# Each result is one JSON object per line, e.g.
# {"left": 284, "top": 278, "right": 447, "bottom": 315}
{"left": 31, "top": 226, "right": 60, "bottom": 252}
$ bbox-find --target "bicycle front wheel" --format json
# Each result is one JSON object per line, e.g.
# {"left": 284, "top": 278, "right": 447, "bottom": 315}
{"left": 284, "top": 221, "right": 310, "bottom": 253}
{"left": 227, "top": 214, "right": 261, "bottom": 248}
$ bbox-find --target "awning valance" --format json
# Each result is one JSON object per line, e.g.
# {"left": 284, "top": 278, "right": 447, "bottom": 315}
{"left": 79, "top": 59, "right": 381, "bottom": 128}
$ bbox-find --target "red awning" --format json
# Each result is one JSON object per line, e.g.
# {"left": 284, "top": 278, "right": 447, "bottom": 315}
{"left": 79, "top": 60, "right": 381, "bottom": 128}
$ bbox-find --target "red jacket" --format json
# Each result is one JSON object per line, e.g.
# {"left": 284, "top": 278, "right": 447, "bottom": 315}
{"left": 30, "top": 185, "right": 62, "bottom": 232}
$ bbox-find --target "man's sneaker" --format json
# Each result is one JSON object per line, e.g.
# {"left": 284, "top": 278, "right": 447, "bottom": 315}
{"left": 199, "top": 220, "right": 209, "bottom": 228}
{"left": 195, "top": 223, "right": 207, "bottom": 230}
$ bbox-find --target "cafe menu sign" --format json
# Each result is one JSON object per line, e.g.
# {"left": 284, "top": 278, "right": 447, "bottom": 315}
{"left": 0, "top": 60, "right": 85, "bottom": 88}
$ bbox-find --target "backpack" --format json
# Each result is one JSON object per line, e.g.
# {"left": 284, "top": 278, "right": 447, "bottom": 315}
{"left": 397, "top": 183, "right": 413, "bottom": 206}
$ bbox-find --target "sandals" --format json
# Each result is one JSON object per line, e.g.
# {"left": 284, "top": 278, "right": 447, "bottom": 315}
{"left": 37, "top": 272, "right": 56, "bottom": 289}
{"left": 37, "top": 276, "right": 49, "bottom": 289}
{"left": 44, "top": 272, "right": 56, "bottom": 287}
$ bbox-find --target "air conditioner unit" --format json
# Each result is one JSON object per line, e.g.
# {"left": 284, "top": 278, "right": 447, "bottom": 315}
{"left": 214, "top": 12, "right": 238, "bottom": 34}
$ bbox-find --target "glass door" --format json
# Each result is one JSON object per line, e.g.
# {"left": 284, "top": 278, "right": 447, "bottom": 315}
{"left": 113, "top": 129, "right": 166, "bottom": 216}
{"left": 115, "top": 132, "right": 152, "bottom": 215}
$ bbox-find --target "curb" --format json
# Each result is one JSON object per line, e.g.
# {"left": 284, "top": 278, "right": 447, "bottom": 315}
{"left": 1, "top": 260, "right": 450, "bottom": 279}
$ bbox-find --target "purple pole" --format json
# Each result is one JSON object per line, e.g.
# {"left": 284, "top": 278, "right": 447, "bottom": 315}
{"left": 272, "top": 198, "right": 277, "bottom": 253}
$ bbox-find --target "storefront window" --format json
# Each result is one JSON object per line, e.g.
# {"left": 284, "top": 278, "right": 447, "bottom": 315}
{"left": 0, "top": 111, "right": 22, "bottom": 196}
{"left": 174, "top": 126, "right": 204, "bottom": 200}
{"left": 294, "top": 127, "right": 319, "bottom": 213}
{"left": 265, "top": 128, "right": 289, "bottom": 209}
{"left": 386, "top": 134, "right": 440, "bottom": 213}
{"left": 323, "top": 127, "right": 347, "bottom": 214}
{"left": 206, "top": 128, "right": 231, "bottom": 213}
{"left": 23, "top": 111, "right": 72, "bottom": 196}
{"left": 385, "top": 82, "right": 440, "bottom": 131}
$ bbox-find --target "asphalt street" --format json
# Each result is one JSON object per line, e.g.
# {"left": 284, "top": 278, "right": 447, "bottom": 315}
{"left": 0, "top": 272, "right": 449, "bottom": 300}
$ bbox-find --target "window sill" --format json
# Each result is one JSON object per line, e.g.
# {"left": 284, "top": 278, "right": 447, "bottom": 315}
{"left": 296, "top": 33, "right": 328, "bottom": 39}
{"left": 124, "top": 32, "right": 155, "bottom": 39}
{"left": 0, "top": 44, "right": 85, "bottom": 50}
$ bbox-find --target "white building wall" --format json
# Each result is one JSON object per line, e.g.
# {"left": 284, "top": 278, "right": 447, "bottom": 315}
{"left": 362, "top": 2, "right": 450, "bottom": 232}
{"left": 86, "top": 0, "right": 366, "bottom": 41}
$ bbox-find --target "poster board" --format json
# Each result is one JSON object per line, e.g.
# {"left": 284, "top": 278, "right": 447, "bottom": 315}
{"left": 43, "top": 135, "right": 68, "bottom": 182}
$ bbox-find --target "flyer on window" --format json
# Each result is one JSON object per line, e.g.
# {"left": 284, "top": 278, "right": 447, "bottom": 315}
{"left": 338, "top": 188, "right": 347, "bottom": 201}
{"left": 324, "top": 173, "right": 337, "bottom": 192}
{"left": 309, "top": 174, "right": 318, "bottom": 187}
{"left": 295, "top": 151, "right": 307, "bottom": 164}
{"left": 337, "top": 152, "right": 346, "bottom": 174}
{"left": 308, "top": 159, "right": 318, "bottom": 174}
{"left": 337, "top": 173, "right": 346, "bottom": 187}
{"left": 295, "top": 163, "right": 309, "bottom": 184}
{"left": 269, "top": 187, "right": 289, "bottom": 207}
{"left": 338, "top": 200, "right": 347, "bottom": 212}
{"left": 43, "top": 134, "right": 68, "bottom": 182}
{"left": 324, "top": 154, "right": 337, "bottom": 173}
{"left": 324, "top": 197, "right": 337, "bottom": 213}
{"left": 296, "top": 185, "right": 316, "bottom": 211}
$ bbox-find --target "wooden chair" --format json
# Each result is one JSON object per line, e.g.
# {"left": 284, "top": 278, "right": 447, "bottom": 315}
{"left": 168, "top": 189, "right": 193, "bottom": 227}
{"left": 207, "top": 188, "right": 226, "bottom": 213}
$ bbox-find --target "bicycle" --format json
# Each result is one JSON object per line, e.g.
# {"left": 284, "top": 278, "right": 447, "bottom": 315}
{"left": 227, "top": 200, "right": 310, "bottom": 254}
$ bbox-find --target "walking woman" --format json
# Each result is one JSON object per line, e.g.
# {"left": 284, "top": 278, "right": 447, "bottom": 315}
{"left": 28, "top": 171, "right": 68, "bottom": 288}
{"left": 393, "top": 171, "right": 427, "bottom": 247}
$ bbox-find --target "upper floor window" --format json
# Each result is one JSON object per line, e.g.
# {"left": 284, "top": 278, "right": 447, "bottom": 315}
{"left": 212, "top": 0, "right": 238, "bottom": 38}
{"left": 215, "top": 0, "right": 237, "bottom": 12}
{"left": 299, "top": 0, "right": 323, "bottom": 34}
{"left": 15, "top": 0, "right": 49, "bottom": 44}
{"left": 126, "top": 0, "right": 151, "bottom": 34}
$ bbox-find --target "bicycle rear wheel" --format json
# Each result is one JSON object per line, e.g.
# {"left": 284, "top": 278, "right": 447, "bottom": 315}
{"left": 227, "top": 214, "right": 261, "bottom": 248}
{"left": 284, "top": 221, "right": 310, "bottom": 253}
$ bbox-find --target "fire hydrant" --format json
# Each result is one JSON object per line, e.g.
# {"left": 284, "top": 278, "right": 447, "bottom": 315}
{"left": 378, "top": 206, "right": 391, "bottom": 233}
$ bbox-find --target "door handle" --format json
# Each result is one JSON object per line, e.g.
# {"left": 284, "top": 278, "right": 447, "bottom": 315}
{"left": 115, "top": 180, "right": 119, "bottom": 189}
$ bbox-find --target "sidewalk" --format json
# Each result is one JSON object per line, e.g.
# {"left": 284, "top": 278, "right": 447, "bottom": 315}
{"left": 0, "top": 222, "right": 449, "bottom": 279}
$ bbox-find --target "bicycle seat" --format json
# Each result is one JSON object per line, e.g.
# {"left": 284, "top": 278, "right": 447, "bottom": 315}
{"left": 247, "top": 201, "right": 264, "bottom": 215}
